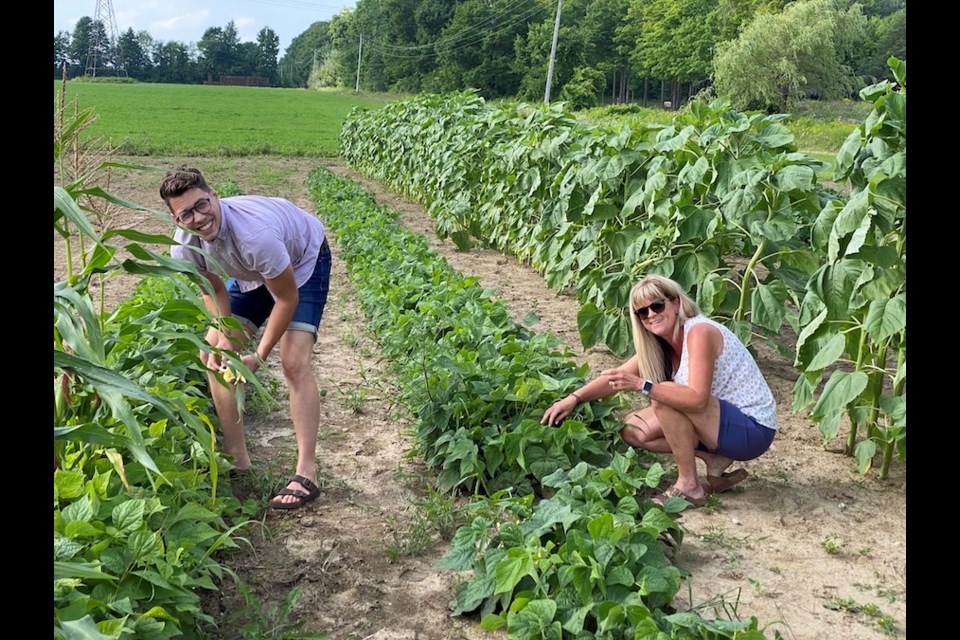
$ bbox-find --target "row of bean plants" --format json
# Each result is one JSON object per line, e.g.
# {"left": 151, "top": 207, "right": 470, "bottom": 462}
{"left": 308, "top": 167, "right": 777, "bottom": 639}
{"left": 338, "top": 59, "right": 905, "bottom": 478}
{"left": 54, "top": 105, "right": 265, "bottom": 638}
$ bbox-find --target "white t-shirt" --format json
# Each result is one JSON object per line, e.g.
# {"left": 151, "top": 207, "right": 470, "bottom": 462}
{"left": 172, "top": 195, "right": 325, "bottom": 293}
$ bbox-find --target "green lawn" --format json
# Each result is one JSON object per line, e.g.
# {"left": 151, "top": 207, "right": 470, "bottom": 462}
{"left": 55, "top": 81, "right": 396, "bottom": 157}
{"left": 55, "top": 80, "right": 868, "bottom": 169}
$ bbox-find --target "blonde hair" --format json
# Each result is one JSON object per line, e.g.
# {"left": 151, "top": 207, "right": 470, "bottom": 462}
{"left": 629, "top": 275, "right": 701, "bottom": 383}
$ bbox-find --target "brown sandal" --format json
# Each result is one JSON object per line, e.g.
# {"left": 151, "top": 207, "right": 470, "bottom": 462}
{"left": 652, "top": 485, "right": 707, "bottom": 508}
{"left": 270, "top": 474, "right": 320, "bottom": 510}
{"left": 705, "top": 468, "right": 748, "bottom": 494}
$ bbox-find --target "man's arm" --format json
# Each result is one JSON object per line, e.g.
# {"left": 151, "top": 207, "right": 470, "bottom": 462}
{"left": 198, "top": 270, "right": 243, "bottom": 370}
{"left": 250, "top": 264, "right": 299, "bottom": 371}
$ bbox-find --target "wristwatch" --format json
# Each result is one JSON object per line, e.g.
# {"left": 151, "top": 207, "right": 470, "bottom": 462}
{"left": 641, "top": 379, "right": 654, "bottom": 396}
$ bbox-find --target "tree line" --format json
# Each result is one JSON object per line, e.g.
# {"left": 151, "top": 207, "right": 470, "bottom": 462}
{"left": 54, "top": 17, "right": 280, "bottom": 85}
{"left": 54, "top": 0, "right": 905, "bottom": 113}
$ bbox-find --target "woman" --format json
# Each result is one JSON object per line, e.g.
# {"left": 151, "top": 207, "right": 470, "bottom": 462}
{"left": 541, "top": 275, "right": 778, "bottom": 506}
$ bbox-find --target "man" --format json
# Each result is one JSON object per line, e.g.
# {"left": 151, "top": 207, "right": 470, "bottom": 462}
{"left": 161, "top": 165, "right": 331, "bottom": 510}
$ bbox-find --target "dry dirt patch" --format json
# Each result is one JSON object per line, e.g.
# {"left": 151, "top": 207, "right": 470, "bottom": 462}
{"left": 55, "top": 156, "right": 906, "bottom": 640}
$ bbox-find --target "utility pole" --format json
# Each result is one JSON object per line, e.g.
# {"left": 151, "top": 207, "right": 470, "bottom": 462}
{"left": 543, "top": 0, "right": 563, "bottom": 104}
{"left": 355, "top": 34, "right": 363, "bottom": 92}
{"left": 85, "top": 0, "right": 126, "bottom": 77}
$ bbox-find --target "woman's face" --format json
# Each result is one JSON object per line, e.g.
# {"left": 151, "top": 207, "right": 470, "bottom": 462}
{"left": 634, "top": 294, "right": 680, "bottom": 339}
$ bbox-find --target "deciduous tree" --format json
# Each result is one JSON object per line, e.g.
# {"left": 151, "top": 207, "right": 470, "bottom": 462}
{"left": 713, "top": 0, "right": 867, "bottom": 112}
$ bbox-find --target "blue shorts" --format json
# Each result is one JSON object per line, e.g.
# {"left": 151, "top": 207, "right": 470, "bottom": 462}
{"left": 697, "top": 399, "right": 775, "bottom": 461}
{"left": 226, "top": 239, "right": 331, "bottom": 337}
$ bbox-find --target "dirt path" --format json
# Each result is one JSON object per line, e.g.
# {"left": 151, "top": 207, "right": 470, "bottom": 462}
{"left": 55, "top": 157, "right": 906, "bottom": 640}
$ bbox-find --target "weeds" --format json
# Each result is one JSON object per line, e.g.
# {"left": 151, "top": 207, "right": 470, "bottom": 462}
{"left": 221, "top": 582, "right": 326, "bottom": 639}
{"left": 824, "top": 596, "right": 897, "bottom": 636}
{"left": 246, "top": 370, "right": 285, "bottom": 418}
{"left": 821, "top": 536, "right": 844, "bottom": 555}
{"left": 698, "top": 526, "right": 754, "bottom": 551}
{"left": 338, "top": 383, "right": 370, "bottom": 414}
{"left": 381, "top": 487, "right": 466, "bottom": 561}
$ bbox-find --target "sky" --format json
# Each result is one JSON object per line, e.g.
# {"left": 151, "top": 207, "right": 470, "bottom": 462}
{"left": 54, "top": 0, "right": 358, "bottom": 54}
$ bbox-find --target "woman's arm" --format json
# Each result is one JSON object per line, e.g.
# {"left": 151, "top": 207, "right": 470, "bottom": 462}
{"left": 541, "top": 356, "right": 640, "bottom": 426}
{"left": 602, "top": 324, "right": 722, "bottom": 412}
{"left": 648, "top": 324, "right": 721, "bottom": 411}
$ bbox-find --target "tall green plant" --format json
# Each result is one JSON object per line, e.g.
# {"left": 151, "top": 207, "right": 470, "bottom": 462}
{"left": 792, "top": 58, "right": 905, "bottom": 478}
{"left": 54, "top": 97, "right": 263, "bottom": 638}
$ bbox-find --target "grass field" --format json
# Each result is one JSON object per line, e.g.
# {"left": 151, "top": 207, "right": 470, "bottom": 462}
{"left": 55, "top": 80, "right": 865, "bottom": 162}
{"left": 54, "top": 81, "right": 396, "bottom": 157}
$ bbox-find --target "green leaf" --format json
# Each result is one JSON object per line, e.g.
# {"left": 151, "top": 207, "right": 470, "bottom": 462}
{"left": 863, "top": 295, "right": 906, "bottom": 342}
{"left": 59, "top": 614, "right": 117, "bottom": 640}
{"left": 833, "top": 129, "right": 862, "bottom": 179}
{"left": 507, "top": 599, "right": 560, "bottom": 639}
{"left": 54, "top": 187, "right": 105, "bottom": 247}
{"left": 112, "top": 500, "right": 146, "bottom": 535}
{"left": 811, "top": 371, "right": 870, "bottom": 419}
{"left": 54, "top": 561, "right": 118, "bottom": 582}
{"left": 53, "top": 470, "right": 86, "bottom": 501}
{"left": 879, "top": 394, "right": 906, "bottom": 427}
{"left": 495, "top": 548, "right": 535, "bottom": 594}
{"left": 576, "top": 303, "right": 603, "bottom": 349}
{"left": 750, "top": 281, "right": 788, "bottom": 332}
{"left": 62, "top": 496, "right": 95, "bottom": 524}
{"left": 806, "top": 333, "right": 846, "bottom": 372}
{"left": 855, "top": 439, "right": 877, "bottom": 475}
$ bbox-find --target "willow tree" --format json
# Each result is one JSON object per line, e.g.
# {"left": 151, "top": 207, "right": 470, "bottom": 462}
{"left": 713, "top": 0, "right": 867, "bottom": 113}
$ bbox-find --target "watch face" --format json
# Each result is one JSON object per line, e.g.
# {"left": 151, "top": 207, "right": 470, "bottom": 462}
{"left": 643, "top": 380, "right": 653, "bottom": 394}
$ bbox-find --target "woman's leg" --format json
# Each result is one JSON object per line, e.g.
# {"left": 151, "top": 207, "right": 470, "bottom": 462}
{"left": 620, "top": 406, "right": 671, "bottom": 452}
{"left": 651, "top": 397, "right": 721, "bottom": 499}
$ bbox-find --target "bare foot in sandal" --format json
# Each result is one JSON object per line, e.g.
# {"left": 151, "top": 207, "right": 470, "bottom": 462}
{"left": 270, "top": 474, "right": 320, "bottom": 510}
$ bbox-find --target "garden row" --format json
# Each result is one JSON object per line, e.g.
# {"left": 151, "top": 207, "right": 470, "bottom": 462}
{"left": 54, "top": 145, "right": 270, "bottom": 638}
{"left": 338, "top": 60, "right": 906, "bottom": 478}
{"left": 307, "top": 167, "right": 773, "bottom": 639}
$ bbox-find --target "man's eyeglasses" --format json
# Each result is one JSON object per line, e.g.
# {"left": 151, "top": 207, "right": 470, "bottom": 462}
{"left": 173, "top": 197, "right": 211, "bottom": 225}
{"left": 634, "top": 298, "right": 667, "bottom": 319}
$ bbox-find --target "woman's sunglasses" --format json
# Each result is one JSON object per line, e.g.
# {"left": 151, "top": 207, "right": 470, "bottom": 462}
{"left": 634, "top": 298, "right": 667, "bottom": 319}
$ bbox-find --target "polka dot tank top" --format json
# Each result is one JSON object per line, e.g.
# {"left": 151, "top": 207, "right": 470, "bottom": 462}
{"left": 673, "top": 315, "right": 778, "bottom": 430}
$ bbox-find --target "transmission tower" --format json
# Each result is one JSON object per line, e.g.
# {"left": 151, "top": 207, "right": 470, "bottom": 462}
{"left": 85, "top": 0, "right": 126, "bottom": 77}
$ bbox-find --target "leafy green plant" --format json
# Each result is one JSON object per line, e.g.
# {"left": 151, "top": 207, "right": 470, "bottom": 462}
{"left": 792, "top": 58, "right": 906, "bottom": 478}
{"left": 54, "top": 95, "right": 265, "bottom": 639}
{"left": 821, "top": 537, "right": 843, "bottom": 555}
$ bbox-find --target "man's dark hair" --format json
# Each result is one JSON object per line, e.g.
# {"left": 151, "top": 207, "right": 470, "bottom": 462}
{"left": 160, "top": 165, "right": 211, "bottom": 206}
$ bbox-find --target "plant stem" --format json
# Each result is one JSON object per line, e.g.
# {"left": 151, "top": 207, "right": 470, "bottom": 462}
{"left": 734, "top": 239, "right": 765, "bottom": 323}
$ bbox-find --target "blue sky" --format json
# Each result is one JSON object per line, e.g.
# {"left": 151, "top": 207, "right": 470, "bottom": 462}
{"left": 54, "top": 0, "right": 357, "bottom": 54}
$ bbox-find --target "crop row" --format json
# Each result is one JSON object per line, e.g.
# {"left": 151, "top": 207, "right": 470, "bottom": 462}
{"left": 339, "top": 60, "right": 906, "bottom": 477}
{"left": 308, "top": 167, "right": 774, "bottom": 639}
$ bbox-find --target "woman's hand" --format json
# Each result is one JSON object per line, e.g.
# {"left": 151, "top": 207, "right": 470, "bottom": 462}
{"left": 541, "top": 395, "right": 579, "bottom": 427}
{"left": 600, "top": 368, "right": 643, "bottom": 393}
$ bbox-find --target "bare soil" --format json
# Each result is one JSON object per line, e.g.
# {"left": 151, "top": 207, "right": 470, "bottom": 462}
{"left": 54, "top": 156, "right": 906, "bottom": 640}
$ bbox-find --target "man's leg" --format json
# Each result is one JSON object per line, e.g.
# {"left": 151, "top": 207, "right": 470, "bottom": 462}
{"left": 270, "top": 329, "right": 320, "bottom": 507}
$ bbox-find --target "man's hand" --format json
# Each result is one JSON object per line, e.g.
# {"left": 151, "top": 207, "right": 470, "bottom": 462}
{"left": 240, "top": 354, "right": 261, "bottom": 375}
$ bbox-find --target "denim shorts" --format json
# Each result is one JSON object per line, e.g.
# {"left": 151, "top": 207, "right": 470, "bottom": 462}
{"left": 226, "top": 239, "right": 331, "bottom": 337}
{"left": 697, "top": 399, "right": 776, "bottom": 461}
